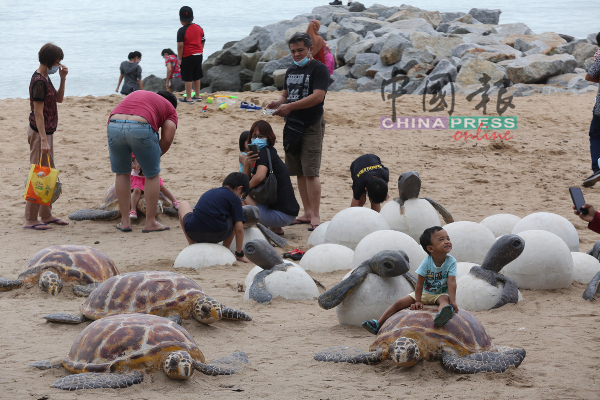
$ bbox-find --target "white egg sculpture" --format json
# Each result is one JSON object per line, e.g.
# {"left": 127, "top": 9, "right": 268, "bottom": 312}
{"left": 571, "top": 252, "right": 600, "bottom": 284}
{"left": 324, "top": 207, "right": 390, "bottom": 250}
{"left": 456, "top": 273, "right": 523, "bottom": 311}
{"left": 243, "top": 262, "right": 319, "bottom": 301}
{"left": 352, "top": 230, "right": 426, "bottom": 273}
{"left": 511, "top": 212, "right": 579, "bottom": 252}
{"left": 300, "top": 244, "right": 354, "bottom": 273}
{"left": 335, "top": 271, "right": 414, "bottom": 326}
{"left": 456, "top": 262, "right": 478, "bottom": 279}
{"left": 380, "top": 199, "right": 441, "bottom": 242}
{"left": 228, "top": 227, "right": 267, "bottom": 252}
{"left": 502, "top": 230, "right": 573, "bottom": 289}
{"left": 174, "top": 243, "right": 236, "bottom": 270}
{"left": 480, "top": 214, "right": 521, "bottom": 238}
{"left": 307, "top": 221, "right": 330, "bottom": 247}
{"left": 444, "top": 221, "right": 496, "bottom": 264}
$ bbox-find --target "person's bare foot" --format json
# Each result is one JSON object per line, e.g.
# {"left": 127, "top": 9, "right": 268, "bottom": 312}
{"left": 142, "top": 222, "right": 170, "bottom": 232}
{"left": 236, "top": 256, "right": 251, "bottom": 263}
{"left": 23, "top": 221, "right": 52, "bottom": 230}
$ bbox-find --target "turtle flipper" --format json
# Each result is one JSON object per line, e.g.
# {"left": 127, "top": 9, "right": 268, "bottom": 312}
{"left": 442, "top": 347, "right": 526, "bottom": 374}
{"left": 248, "top": 264, "right": 292, "bottom": 303}
{"left": 421, "top": 197, "right": 454, "bottom": 224}
{"left": 491, "top": 274, "right": 520, "bottom": 309}
{"left": 51, "top": 372, "right": 144, "bottom": 390}
{"left": 68, "top": 209, "right": 120, "bottom": 221}
{"left": 194, "top": 351, "right": 248, "bottom": 376}
{"left": 587, "top": 240, "right": 600, "bottom": 259}
{"left": 318, "top": 266, "right": 370, "bottom": 309}
{"left": 44, "top": 313, "right": 89, "bottom": 324}
{"left": 0, "top": 278, "right": 23, "bottom": 291}
{"left": 314, "top": 346, "right": 388, "bottom": 365}
{"left": 73, "top": 283, "right": 99, "bottom": 297}
{"left": 221, "top": 306, "right": 252, "bottom": 321}
{"left": 30, "top": 359, "right": 63, "bottom": 370}
{"left": 583, "top": 271, "right": 600, "bottom": 300}
{"left": 162, "top": 207, "right": 179, "bottom": 218}
{"left": 403, "top": 272, "right": 417, "bottom": 288}
{"left": 256, "top": 223, "right": 287, "bottom": 248}
{"left": 244, "top": 239, "right": 284, "bottom": 269}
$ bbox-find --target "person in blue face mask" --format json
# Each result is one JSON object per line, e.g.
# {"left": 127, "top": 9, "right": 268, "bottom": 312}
{"left": 265, "top": 32, "right": 330, "bottom": 232}
{"left": 242, "top": 120, "right": 300, "bottom": 235}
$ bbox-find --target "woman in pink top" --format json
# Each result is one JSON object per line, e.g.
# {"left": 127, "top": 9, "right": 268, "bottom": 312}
{"left": 107, "top": 90, "right": 178, "bottom": 233}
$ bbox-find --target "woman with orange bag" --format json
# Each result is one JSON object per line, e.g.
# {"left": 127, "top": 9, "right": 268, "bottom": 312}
{"left": 24, "top": 43, "right": 69, "bottom": 231}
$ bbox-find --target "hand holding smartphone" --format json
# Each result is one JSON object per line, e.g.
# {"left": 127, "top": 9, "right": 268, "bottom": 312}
{"left": 569, "top": 187, "right": 589, "bottom": 215}
{"left": 248, "top": 144, "right": 259, "bottom": 155}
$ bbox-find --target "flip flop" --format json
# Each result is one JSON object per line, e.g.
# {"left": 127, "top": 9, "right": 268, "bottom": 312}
{"left": 291, "top": 219, "right": 310, "bottom": 225}
{"left": 434, "top": 304, "right": 455, "bottom": 327}
{"left": 44, "top": 219, "right": 69, "bottom": 226}
{"left": 142, "top": 226, "right": 171, "bottom": 233}
{"left": 308, "top": 224, "right": 320, "bottom": 232}
{"left": 116, "top": 223, "right": 132, "bottom": 232}
{"left": 23, "top": 223, "right": 51, "bottom": 231}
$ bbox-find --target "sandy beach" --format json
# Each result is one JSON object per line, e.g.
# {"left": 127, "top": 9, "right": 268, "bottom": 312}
{"left": 0, "top": 90, "right": 599, "bottom": 399}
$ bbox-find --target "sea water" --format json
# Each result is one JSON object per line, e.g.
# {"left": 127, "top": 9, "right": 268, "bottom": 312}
{"left": 0, "top": 0, "right": 598, "bottom": 99}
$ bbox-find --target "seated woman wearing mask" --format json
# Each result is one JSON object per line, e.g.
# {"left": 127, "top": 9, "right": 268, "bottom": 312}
{"left": 242, "top": 120, "right": 300, "bottom": 235}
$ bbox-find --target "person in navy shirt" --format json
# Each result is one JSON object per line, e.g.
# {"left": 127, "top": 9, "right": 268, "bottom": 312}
{"left": 177, "top": 172, "right": 251, "bottom": 263}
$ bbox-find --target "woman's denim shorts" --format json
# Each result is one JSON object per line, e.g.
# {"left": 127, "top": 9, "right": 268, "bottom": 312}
{"left": 107, "top": 120, "right": 161, "bottom": 177}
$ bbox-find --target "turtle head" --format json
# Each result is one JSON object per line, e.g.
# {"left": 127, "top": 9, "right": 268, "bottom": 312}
{"left": 398, "top": 171, "right": 421, "bottom": 202}
{"left": 244, "top": 239, "right": 283, "bottom": 269}
{"left": 39, "top": 271, "right": 63, "bottom": 295}
{"left": 192, "top": 295, "right": 222, "bottom": 324}
{"left": 163, "top": 350, "right": 194, "bottom": 380}
{"left": 369, "top": 250, "right": 410, "bottom": 278}
{"left": 390, "top": 337, "right": 421, "bottom": 367}
{"left": 480, "top": 234, "right": 525, "bottom": 273}
{"left": 242, "top": 205, "right": 260, "bottom": 228}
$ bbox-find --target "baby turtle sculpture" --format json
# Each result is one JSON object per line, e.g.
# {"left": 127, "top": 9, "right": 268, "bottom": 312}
{"left": 396, "top": 171, "right": 453, "bottom": 223}
{"left": 0, "top": 245, "right": 118, "bottom": 296}
{"left": 30, "top": 313, "right": 248, "bottom": 390}
{"left": 242, "top": 205, "right": 287, "bottom": 248}
{"left": 69, "top": 183, "right": 178, "bottom": 221}
{"left": 43, "top": 271, "right": 252, "bottom": 324}
{"left": 314, "top": 308, "right": 526, "bottom": 374}
{"left": 318, "top": 250, "right": 415, "bottom": 310}
{"left": 460, "top": 234, "right": 525, "bottom": 309}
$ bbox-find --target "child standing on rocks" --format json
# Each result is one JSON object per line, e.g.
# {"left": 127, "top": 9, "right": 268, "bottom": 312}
{"left": 362, "top": 226, "right": 459, "bottom": 334}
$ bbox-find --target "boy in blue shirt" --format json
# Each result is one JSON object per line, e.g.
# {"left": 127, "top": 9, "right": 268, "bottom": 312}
{"left": 362, "top": 226, "right": 459, "bottom": 334}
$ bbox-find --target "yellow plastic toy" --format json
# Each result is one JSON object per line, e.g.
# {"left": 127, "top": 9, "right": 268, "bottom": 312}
{"left": 218, "top": 102, "right": 228, "bottom": 110}
{"left": 206, "top": 97, "right": 214, "bottom": 104}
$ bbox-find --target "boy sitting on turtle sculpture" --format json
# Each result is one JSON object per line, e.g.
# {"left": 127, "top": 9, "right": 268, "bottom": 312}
{"left": 349, "top": 153, "right": 389, "bottom": 212}
{"left": 362, "top": 226, "right": 458, "bottom": 334}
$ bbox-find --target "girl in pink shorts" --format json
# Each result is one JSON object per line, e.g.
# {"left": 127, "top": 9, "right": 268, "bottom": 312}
{"left": 130, "top": 153, "right": 179, "bottom": 219}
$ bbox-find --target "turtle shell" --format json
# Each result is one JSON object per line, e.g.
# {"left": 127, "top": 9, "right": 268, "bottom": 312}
{"left": 18, "top": 245, "right": 119, "bottom": 285}
{"left": 370, "top": 308, "right": 494, "bottom": 361}
{"left": 62, "top": 313, "right": 205, "bottom": 374}
{"left": 99, "top": 184, "right": 119, "bottom": 212}
{"left": 81, "top": 271, "right": 204, "bottom": 320}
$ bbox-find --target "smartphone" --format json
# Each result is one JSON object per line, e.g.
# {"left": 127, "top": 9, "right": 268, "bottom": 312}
{"left": 569, "top": 187, "right": 588, "bottom": 215}
{"left": 248, "top": 144, "right": 259, "bottom": 155}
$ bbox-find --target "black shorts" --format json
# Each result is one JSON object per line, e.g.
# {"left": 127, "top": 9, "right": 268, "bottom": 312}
{"left": 180, "top": 55, "right": 203, "bottom": 82}
{"left": 182, "top": 212, "right": 233, "bottom": 243}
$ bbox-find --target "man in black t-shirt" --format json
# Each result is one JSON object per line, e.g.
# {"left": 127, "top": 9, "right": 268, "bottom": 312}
{"left": 350, "top": 154, "right": 390, "bottom": 212}
{"left": 266, "top": 32, "right": 329, "bottom": 232}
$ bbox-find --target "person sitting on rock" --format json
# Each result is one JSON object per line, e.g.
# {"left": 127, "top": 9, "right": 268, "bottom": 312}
{"left": 349, "top": 153, "right": 389, "bottom": 212}
{"left": 177, "top": 172, "right": 251, "bottom": 263}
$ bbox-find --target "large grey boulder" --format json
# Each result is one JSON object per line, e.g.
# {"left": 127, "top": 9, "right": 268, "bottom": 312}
{"left": 318, "top": 24, "right": 328, "bottom": 38}
{"left": 332, "top": 12, "right": 379, "bottom": 23}
{"left": 447, "top": 23, "right": 497, "bottom": 36}
{"left": 239, "top": 69, "right": 255, "bottom": 87}
{"left": 337, "top": 17, "right": 389, "bottom": 37}
{"left": 397, "top": 48, "right": 435, "bottom": 72}
{"left": 284, "top": 23, "right": 311, "bottom": 41}
{"left": 365, "top": 5, "right": 401, "bottom": 19}
{"left": 455, "top": 58, "right": 508, "bottom": 87}
{"left": 257, "top": 19, "right": 310, "bottom": 51}
{"left": 252, "top": 61, "right": 267, "bottom": 82}
{"left": 566, "top": 75, "right": 593, "bottom": 90}
{"left": 261, "top": 55, "right": 293, "bottom": 85}
{"left": 350, "top": 53, "right": 380, "bottom": 78}
{"left": 450, "top": 43, "right": 482, "bottom": 58}
{"left": 572, "top": 42, "right": 600, "bottom": 68}
{"left": 468, "top": 8, "right": 502, "bottom": 25}
{"left": 216, "top": 34, "right": 259, "bottom": 66}
{"left": 241, "top": 52, "right": 264, "bottom": 71}
{"left": 410, "top": 32, "right": 464, "bottom": 58}
{"left": 250, "top": 82, "right": 265, "bottom": 92}
{"left": 505, "top": 54, "right": 578, "bottom": 83}
{"left": 260, "top": 41, "right": 290, "bottom": 63}
{"left": 441, "top": 12, "right": 466, "bottom": 23}
{"left": 336, "top": 18, "right": 366, "bottom": 37}
{"left": 523, "top": 40, "right": 551, "bottom": 56}
{"left": 142, "top": 75, "right": 166, "bottom": 93}
{"left": 584, "top": 57, "right": 597, "bottom": 70}
{"left": 380, "top": 34, "right": 412, "bottom": 65}
{"left": 386, "top": 10, "right": 418, "bottom": 23}
{"left": 328, "top": 72, "right": 357, "bottom": 91}
{"left": 375, "top": 18, "right": 438, "bottom": 37}
{"left": 501, "top": 33, "right": 566, "bottom": 49}
{"left": 588, "top": 33, "right": 598, "bottom": 45}
{"left": 494, "top": 23, "right": 534, "bottom": 38}
{"left": 417, "top": 11, "right": 443, "bottom": 29}
{"left": 337, "top": 32, "right": 362, "bottom": 60}
{"left": 370, "top": 33, "right": 391, "bottom": 54}
{"left": 356, "top": 71, "right": 387, "bottom": 92}
{"left": 413, "top": 59, "right": 457, "bottom": 95}
{"left": 344, "top": 38, "right": 376, "bottom": 65}
{"left": 327, "top": 22, "right": 341, "bottom": 40}
{"left": 207, "top": 65, "right": 244, "bottom": 92}
{"left": 547, "top": 73, "right": 585, "bottom": 86}
{"left": 348, "top": 1, "right": 366, "bottom": 12}
{"left": 202, "top": 49, "right": 225, "bottom": 77}
{"left": 273, "top": 69, "right": 287, "bottom": 89}
{"left": 553, "top": 38, "right": 590, "bottom": 55}
{"left": 365, "top": 58, "right": 396, "bottom": 78}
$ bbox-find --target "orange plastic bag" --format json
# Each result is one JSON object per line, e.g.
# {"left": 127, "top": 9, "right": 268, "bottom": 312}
{"left": 24, "top": 154, "right": 59, "bottom": 206}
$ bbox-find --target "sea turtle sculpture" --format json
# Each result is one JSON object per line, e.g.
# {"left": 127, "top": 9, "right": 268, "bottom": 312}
{"left": 0, "top": 245, "right": 118, "bottom": 296}
{"left": 318, "top": 250, "right": 415, "bottom": 310}
{"left": 68, "top": 183, "right": 178, "bottom": 221}
{"left": 30, "top": 313, "right": 248, "bottom": 390}
{"left": 43, "top": 271, "right": 252, "bottom": 324}
{"left": 583, "top": 241, "right": 600, "bottom": 300}
{"left": 242, "top": 205, "right": 287, "bottom": 247}
{"left": 314, "top": 308, "right": 526, "bottom": 374}
{"left": 456, "top": 234, "right": 524, "bottom": 310}
{"left": 244, "top": 240, "right": 319, "bottom": 303}
{"left": 396, "top": 171, "right": 454, "bottom": 223}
